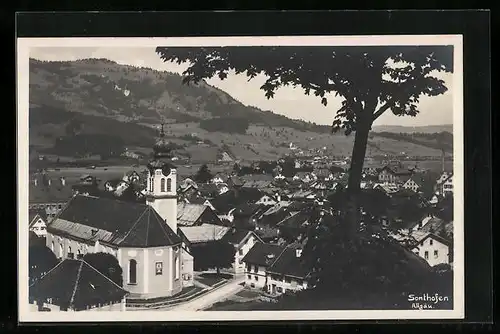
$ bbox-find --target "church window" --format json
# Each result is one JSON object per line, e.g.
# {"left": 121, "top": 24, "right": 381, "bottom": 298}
{"left": 155, "top": 262, "right": 163, "bottom": 275}
{"left": 51, "top": 241, "right": 54, "bottom": 253}
{"left": 59, "top": 243, "right": 63, "bottom": 258}
{"left": 167, "top": 178, "right": 172, "bottom": 192}
{"left": 151, "top": 178, "right": 154, "bottom": 192}
{"left": 129, "top": 259, "right": 137, "bottom": 284}
{"left": 161, "top": 178, "right": 165, "bottom": 192}
{"left": 175, "top": 257, "right": 180, "bottom": 280}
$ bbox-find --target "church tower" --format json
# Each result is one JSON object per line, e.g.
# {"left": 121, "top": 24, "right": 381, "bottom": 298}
{"left": 145, "top": 122, "right": 178, "bottom": 233}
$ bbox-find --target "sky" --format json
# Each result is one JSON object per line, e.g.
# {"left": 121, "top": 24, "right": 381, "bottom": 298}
{"left": 29, "top": 46, "right": 454, "bottom": 127}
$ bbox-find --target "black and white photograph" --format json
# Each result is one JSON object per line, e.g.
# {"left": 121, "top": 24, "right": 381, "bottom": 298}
{"left": 17, "top": 35, "right": 464, "bottom": 321}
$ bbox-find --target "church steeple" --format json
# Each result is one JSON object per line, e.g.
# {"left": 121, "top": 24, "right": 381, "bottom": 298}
{"left": 146, "top": 121, "right": 178, "bottom": 234}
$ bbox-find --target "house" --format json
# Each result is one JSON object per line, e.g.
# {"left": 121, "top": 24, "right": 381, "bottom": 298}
{"left": 197, "top": 183, "right": 220, "bottom": 199}
{"left": 255, "top": 194, "right": 279, "bottom": 206}
{"left": 227, "top": 176, "right": 244, "bottom": 188}
{"left": 211, "top": 188, "right": 264, "bottom": 216}
{"left": 177, "top": 202, "right": 224, "bottom": 227}
{"left": 122, "top": 170, "right": 141, "bottom": 184}
{"left": 288, "top": 189, "right": 316, "bottom": 201}
{"left": 29, "top": 175, "right": 74, "bottom": 222}
{"left": 373, "top": 183, "right": 399, "bottom": 195}
{"left": 266, "top": 245, "right": 311, "bottom": 295}
{"left": 211, "top": 173, "right": 228, "bottom": 185}
{"left": 312, "top": 168, "right": 334, "bottom": 181}
{"left": 217, "top": 183, "right": 230, "bottom": 195}
{"left": 220, "top": 228, "right": 263, "bottom": 274}
{"left": 242, "top": 243, "right": 285, "bottom": 289}
{"left": 44, "top": 124, "right": 193, "bottom": 299}
{"left": 29, "top": 211, "right": 47, "bottom": 237}
{"left": 292, "top": 172, "right": 316, "bottom": 183}
{"left": 29, "top": 259, "right": 128, "bottom": 312}
{"left": 377, "top": 165, "right": 413, "bottom": 184}
{"left": 178, "top": 223, "right": 231, "bottom": 244}
{"left": 435, "top": 171, "right": 452, "bottom": 186}
{"left": 242, "top": 243, "right": 311, "bottom": 295}
{"left": 403, "top": 174, "right": 425, "bottom": 193}
{"left": 411, "top": 233, "right": 452, "bottom": 266}
{"left": 441, "top": 174, "right": 454, "bottom": 196}
{"left": 183, "top": 196, "right": 217, "bottom": 212}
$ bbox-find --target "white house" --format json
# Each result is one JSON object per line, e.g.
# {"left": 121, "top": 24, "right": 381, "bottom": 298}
{"left": 221, "top": 229, "right": 263, "bottom": 274}
{"left": 411, "top": 233, "right": 451, "bottom": 266}
{"left": 255, "top": 194, "right": 278, "bottom": 206}
{"left": 242, "top": 243, "right": 283, "bottom": 289}
{"left": 242, "top": 243, "right": 311, "bottom": 295}
{"left": 29, "top": 212, "right": 47, "bottom": 237}
{"left": 442, "top": 174, "right": 453, "bottom": 196}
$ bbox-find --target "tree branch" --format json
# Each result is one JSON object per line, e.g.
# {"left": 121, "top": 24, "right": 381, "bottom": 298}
{"left": 372, "top": 99, "right": 394, "bottom": 121}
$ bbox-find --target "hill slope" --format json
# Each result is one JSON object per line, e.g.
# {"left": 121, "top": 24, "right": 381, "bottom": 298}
{"left": 28, "top": 58, "right": 452, "bottom": 163}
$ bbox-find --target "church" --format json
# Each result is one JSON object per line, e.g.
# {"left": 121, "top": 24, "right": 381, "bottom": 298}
{"left": 44, "top": 124, "right": 194, "bottom": 299}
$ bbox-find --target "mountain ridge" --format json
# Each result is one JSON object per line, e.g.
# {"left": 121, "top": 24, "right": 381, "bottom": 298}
{"left": 29, "top": 58, "right": 453, "bottom": 162}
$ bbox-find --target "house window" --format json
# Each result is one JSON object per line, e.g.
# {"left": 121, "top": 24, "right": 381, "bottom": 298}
{"left": 434, "top": 250, "right": 439, "bottom": 258}
{"left": 167, "top": 178, "right": 172, "bottom": 192}
{"left": 247, "top": 274, "right": 251, "bottom": 280}
{"left": 253, "top": 265, "right": 258, "bottom": 273}
{"left": 155, "top": 262, "right": 163, "bottom": 275}
{"left": 255, "top": 276, "right": 259, "bottom": 281}
{"left": 238, "top": 249, "right": 244, "bottom": 256}
{"left": 129, "top": 259, "right": 137, "bottom": 284}
{"left": 68, "top": 246, "right": 73, "bottom": 259}
{"left": 161, "top": 178, "right": 165, "bottom": 192}
{"left": 429, "top": 239, "right": 433, "bottom": 246}
{"left": 175, "top": 257, "right": 180, "bottom": 280}
{"left": 424, "top": 251, "right": 429, "bottom": 260}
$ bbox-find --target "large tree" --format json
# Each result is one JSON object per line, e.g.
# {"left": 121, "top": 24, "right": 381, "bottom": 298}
{"left": 190, "top": 240, "right": 235, "bottom": 274}
{"left": 195, "top": 164, "right": 214, "bottom": 184}
{"left": 157, "top": 45, "right": 453, "bottom": 233}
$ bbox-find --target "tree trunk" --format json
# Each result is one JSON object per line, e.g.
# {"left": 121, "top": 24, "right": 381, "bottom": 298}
{"left": 346, "top": 115, "right": 372, "bottom": 236}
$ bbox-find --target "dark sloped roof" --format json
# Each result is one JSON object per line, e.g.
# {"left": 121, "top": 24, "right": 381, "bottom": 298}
{"left": 267, "top": 247, "right": 311, "bottom": 278}
{"left": 211, "top": 188, "right": 263, "bottom": 213}
{"left": 242, "top": 242, "right": 286, "bottom": 267}
{"left": 221, "top": 228, "right": 262, "bottom": 246}
{"left": 29, "top": 259, "right": 128, "bottom": 311}
{"left": 50, "top": 195, "right": 181, "bottom": 247}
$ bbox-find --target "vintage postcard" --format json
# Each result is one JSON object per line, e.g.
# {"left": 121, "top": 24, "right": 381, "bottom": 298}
{"left": 17, "top": 35, "right": 464, "bottom": 322}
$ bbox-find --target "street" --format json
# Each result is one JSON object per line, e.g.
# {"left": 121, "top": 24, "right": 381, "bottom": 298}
{"left": 166, "top": 276, "right": 245, "bottom": 311}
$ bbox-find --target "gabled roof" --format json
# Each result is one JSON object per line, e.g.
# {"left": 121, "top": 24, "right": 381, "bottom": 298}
{"left": 29, "top": 212, "right": 43, "bottom": 227}
{"left": 29, "top": 259, "right": 128, "bottom": 311}
{"left": 179, "top": 224, "right": 230, "bottom": 244}
{"left": 49, "top": 195, "right": 181, "bottom": 248}
{"left": 412, "top": 232, "right": 452, "bottom": 248}
{"left": 267, "top": 247, "right": 311, "bottom": 279}
{"left": 177, "top": 202, "right": 216, "bottom": 226}
{"left": 220, "top": 228, "right": 263, "bottom": 246}
{"left": 242, "top": 242, "right": 286, "bottom": 267}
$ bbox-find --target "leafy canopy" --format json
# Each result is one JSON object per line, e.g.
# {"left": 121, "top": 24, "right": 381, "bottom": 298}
{"left": 157, "top": 46, "right": 453, "bottom": 135}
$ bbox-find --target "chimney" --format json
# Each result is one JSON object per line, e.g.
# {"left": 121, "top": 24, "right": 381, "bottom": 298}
{"left": 296, "top": 248, "right": 302, "bottom": 258}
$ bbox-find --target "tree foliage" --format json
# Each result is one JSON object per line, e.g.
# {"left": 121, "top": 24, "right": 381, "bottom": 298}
{"left": 195, "top": 164, "right": 214, "bottom": 183}
{"left": 83, "top": 252, "right": 123, "bottom": 287}
{"left": 157, "top": 46, "right": 453, "bottom": 206}
{"left": 190, "top": 240, "right": 235, "bottom": 273}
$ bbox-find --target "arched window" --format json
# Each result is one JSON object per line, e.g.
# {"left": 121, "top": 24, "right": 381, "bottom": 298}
{"left": 161, "top": 178, "right": 165, "bottom": 192}
{"left": 59, "top": 243, "right": 63, "bottom": 258}
{"left": 129, "top": 259, "right": 137, "bottom": 284}
{"left": 167, "top": 178, "right": 172, "bottom": 192}
{"left": 51, "top": 241, "right": 54, "bottom": 253}
{"left": 151, "top": 178, "right": 155, "bottom": 192}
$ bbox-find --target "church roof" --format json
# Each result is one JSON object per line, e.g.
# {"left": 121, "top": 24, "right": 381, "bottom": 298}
{"left": 48, "top": 195, "right": 181, "bottom": 248}
{"left": 29, "top": 259, "right": 128, "bottom": 311}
